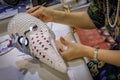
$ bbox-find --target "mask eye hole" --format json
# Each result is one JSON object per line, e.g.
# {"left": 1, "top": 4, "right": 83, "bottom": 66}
{"left": 30, "top": 25, "right": 38, "bottom": 31}
{"left": 18, "top": 36, "right": 29, "bottom": 46}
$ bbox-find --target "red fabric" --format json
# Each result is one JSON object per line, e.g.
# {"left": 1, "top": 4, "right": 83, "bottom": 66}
{"left": 75, "top": 28, "right": 110, "bottom": 49}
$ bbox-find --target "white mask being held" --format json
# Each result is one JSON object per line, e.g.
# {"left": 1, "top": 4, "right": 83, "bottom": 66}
{"left": 8, "top": 13, "right": 67, "bottom": 73}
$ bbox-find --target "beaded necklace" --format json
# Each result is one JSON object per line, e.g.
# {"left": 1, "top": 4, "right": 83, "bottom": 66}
{"left": 105, "top": 0, "right": 120, "bottom": 45}
{"left": 106, "top": 0, "right": 120, "bottom": 28}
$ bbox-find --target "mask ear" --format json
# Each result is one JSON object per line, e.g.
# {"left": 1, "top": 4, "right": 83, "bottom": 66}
{"left": 18, "top": 36, "right": 29, "bottom": 47}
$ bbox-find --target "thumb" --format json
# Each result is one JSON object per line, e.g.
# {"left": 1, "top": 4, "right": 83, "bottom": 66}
{"left": 60, "top": 37, "right": 70, "bottom": 46}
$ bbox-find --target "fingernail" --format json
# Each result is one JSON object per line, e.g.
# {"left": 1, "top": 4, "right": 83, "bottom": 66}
{"left": 60, "top": 37, "right": 65, "bottom": 41}
{"left": 59, "top": 49, "right": 63, "bottom": 52}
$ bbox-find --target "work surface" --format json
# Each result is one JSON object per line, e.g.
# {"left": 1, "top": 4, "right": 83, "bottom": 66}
{"left": 0, "top": 22, "right": 93, "bottom": 80}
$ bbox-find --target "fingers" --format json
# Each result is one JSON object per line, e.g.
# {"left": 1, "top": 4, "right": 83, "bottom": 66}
{"left": 27, "top": 6, "right": 46, "bottom": 21}
{"left": 59, "top": 37, "right": 72, "bottom": 60}
{"left": 30, "top": 8, "right": 42, "bottom": 17}
{"left": 27, "top": 6, "right": 53, "bottom": 22}
{"left": 26, "top": 6, "right": 40, "bottom": 13}
{"left": 55, "top": 40, "right": 64, "bottom": 52}
{"left": 60, "top": 37, "right": 70, "bottom": 46}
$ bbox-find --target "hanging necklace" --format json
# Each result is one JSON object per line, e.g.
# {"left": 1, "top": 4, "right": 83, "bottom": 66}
{"left": 106, "top": 0, "right": 120, "bottom": 28}
{"left": 105, "top": 0, "right": 120, "bottom": 49}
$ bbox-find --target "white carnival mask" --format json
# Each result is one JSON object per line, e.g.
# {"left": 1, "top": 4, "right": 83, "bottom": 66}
{"left": 7, "top": 13, "right": 67, "bottom": 73}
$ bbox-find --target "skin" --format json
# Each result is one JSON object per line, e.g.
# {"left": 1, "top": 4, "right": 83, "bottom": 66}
{"left": 27, "top": 6, "right": 120, "bottom": 66}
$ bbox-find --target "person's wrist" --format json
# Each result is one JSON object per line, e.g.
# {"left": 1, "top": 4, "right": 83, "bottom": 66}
{"left": 41, "top": 7, "right": 55, "bottom": 22}
{"left": 92, "top": 48, "right": 99, "bottom": 62}
{"left": 82, "top": 45, "right": 94, "bottom": 58}
{"left": 51, "top": 10, "right": 56, "bottom": 22}
{"left": 52, "top": 10, "right": 66, "bottom": 23}
{"left": 84, "top": 46, "right": 99, "bottom": 62}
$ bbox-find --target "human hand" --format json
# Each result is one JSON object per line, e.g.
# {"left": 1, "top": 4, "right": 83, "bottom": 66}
{"left": 57, "top": 37, "right": 88, "bottom": 61}
{"left": 55, "top": 40, "right": 64, "bottom": 52}
{"left": 26, "top": 6, "right": 54, "bottom": 22}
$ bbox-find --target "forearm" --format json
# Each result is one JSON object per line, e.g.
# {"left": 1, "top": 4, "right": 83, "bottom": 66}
{"left": 84, "top": 46, "right": 120, "bottom": 66}
{"left": 98, "top": 49, "right": 120, "bottom": 66}
{"left": 45, "top": 8, "right": 96, "bottom": 29}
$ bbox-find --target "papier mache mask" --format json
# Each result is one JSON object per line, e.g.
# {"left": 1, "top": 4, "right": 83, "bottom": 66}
{"left": 7, "top": 13, "right": 67, "bottom": 73}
